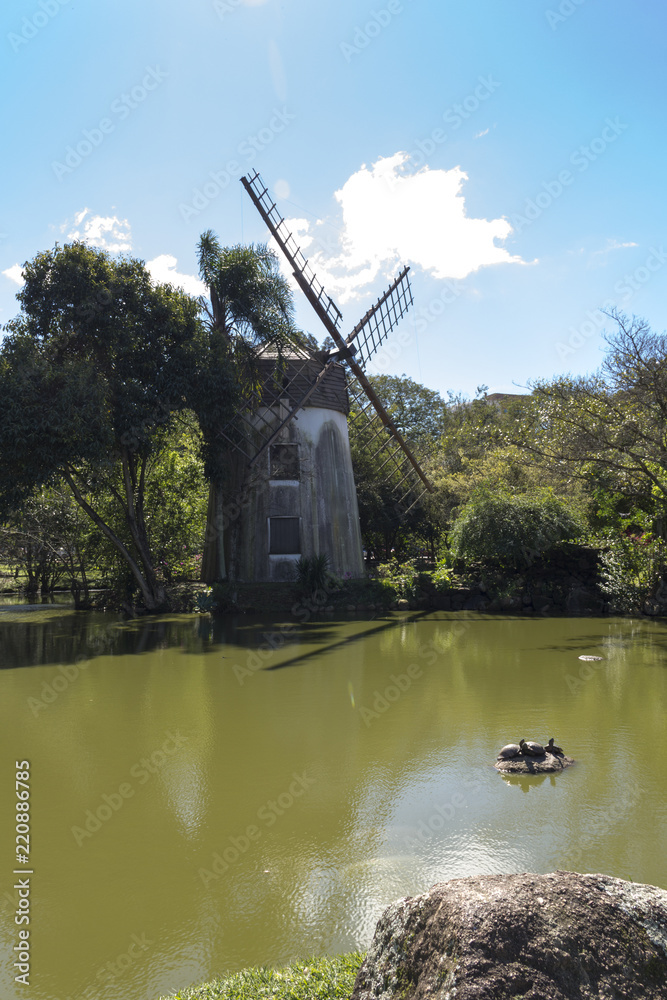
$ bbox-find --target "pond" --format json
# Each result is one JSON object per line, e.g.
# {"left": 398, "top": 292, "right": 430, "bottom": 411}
{"left": 1, "top": 607, "right": 666, "bottom": 999}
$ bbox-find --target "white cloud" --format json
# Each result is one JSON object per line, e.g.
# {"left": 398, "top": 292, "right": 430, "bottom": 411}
{"left": 593, "top": 238, "right": 638, "bottom": 255}
{"left": 146, "top": 254, "right": 207, "bottom": 297}
{"left": 65, "top": 209, "right": 132, "bottom": 253}
{"left": 474, "top": 127, "right": 490, "bottom": 139}
{"left": 2, "top": 264, "right": 24, "bottom": 286}
{"left": 280, "top": 153, "right": 525, "bottom": 302}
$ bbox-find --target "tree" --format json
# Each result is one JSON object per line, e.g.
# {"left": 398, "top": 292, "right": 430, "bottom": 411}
{"left": 521, "top": 310, "right": 667, "bottom": 525}
{"left": 362, "top": 374, "right": 449, "bottom": 455}
{"left": 450, "top": 488, "right": 584, "bottom": 571}
{"left": 0, "top": 242, "right": 220, "bottom": 611}
{"left": 196, "top": 233, "right": 302, "bottom": 579}
{"left": 347, "top": 375, "right": 450, "bottom": 560}
{"left": 0, "top": 486, "right": 97, "bottom": 603}
{"left": 197, "top": 233, "right": 295, "bottom": 348}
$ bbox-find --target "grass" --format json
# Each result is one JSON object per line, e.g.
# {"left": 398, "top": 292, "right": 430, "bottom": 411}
{"left": 158, "top": 953, "right": 365, "bottom": 1000}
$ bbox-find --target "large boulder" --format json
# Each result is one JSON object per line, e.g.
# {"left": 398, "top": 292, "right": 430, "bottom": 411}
{"left": 351, "top": 871, "right": 667, "bottom": 999}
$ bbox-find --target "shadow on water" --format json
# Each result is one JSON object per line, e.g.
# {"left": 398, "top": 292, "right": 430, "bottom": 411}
{"left": 0, "top": 612, "right": 214, "bottom": 671}
{"left": 0, "top": 608, "right": 434, "bottom": 672}
{"left": 262, "top": 612, "right": 433, "bottom": 672}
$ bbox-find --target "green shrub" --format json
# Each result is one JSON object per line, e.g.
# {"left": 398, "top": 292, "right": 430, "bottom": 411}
{"left": 599, "top": 533, "right": 666, "bottom": 613}
{"left": 431, "top": 550, "right": 455, "bottom": 591}
{"left": 450, "top": 488, "right": 584, "bottom": 571}
{"left": 193, "top": 588, "right": 214, "bottom": 612}
{"left": 376, "top": 559, "right": 420, "bottom": 600}
{"left": 294, "top": 554, "right": 332, "bottom": 597}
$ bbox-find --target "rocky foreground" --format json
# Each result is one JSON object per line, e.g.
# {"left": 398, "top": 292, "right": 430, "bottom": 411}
{"left": 351, "top": 871, "right": 667, "bottom": 999}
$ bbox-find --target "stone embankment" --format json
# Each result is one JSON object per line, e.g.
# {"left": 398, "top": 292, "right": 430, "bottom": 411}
{"left": 352, "top": 871, "right": 667, "bottom": 999}
{"left": 424, "top": 545, "right": 607, "bottom": 616}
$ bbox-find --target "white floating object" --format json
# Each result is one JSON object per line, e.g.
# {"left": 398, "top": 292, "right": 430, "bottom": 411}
{"left": 578, "top": 655, "right": 603, "bottom": 661}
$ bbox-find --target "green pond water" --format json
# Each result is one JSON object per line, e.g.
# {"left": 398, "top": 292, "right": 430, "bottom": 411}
{"left": 0, "top": 607, "right": 666, "bottom": 1000}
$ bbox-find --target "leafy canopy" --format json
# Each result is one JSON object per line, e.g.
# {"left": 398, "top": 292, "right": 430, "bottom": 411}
{"left": 451, "top": 488, "right": 584, "bottom": 570}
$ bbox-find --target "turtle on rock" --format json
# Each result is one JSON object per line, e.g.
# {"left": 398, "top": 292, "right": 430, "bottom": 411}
{"left": 519, "top": 739, "right": 545, "bottom": 757}
{"left": 544, "top": 737, "right": 564, "bottom": 756}
{"left": 496, "top": 743, "right": 522, "bottom": 760}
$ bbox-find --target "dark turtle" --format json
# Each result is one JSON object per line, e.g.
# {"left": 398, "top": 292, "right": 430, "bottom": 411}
{"left": 545, "top": 737, "right": 564, "bottom": 756}
{"left": 497, "top": 743, "right": 522, "bottom": 760}
{"left": 519, "top": 739, "right": 545, "bottom": 756}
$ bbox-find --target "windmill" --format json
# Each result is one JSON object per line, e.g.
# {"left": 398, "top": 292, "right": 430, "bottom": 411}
{"left": 201, "top": 169, "right": 432, "bottom": 584}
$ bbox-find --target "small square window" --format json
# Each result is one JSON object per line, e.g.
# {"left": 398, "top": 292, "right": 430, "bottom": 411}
{"left": 269, "top": 517, "right": 301, "bottom": 555}
{"left": 270, "top": 444, "right": 300, "bottom": 480}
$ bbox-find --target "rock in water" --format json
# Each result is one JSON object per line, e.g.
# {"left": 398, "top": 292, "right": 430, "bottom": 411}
{"left": 495, "top": 752, "right": 575, "bottom": 774}
{"left": 351, "top": 871, "right": 667, "bottom": 1000}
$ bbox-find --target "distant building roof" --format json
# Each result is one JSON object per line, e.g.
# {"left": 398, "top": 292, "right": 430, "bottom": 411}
{"left": 486, "top": 392, "right": 531, "bottom": 403}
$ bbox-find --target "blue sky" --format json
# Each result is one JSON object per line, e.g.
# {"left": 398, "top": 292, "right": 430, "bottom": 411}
{"left": 1, "top": 0, "right": 666, "bottom": 397}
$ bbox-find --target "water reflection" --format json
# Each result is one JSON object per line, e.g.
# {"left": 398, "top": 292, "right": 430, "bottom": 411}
{"left": 0, "top": 611, "right": 666, "bottom": 1000}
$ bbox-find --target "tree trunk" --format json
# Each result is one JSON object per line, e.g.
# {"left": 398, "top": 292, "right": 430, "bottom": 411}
{"left": 120, "top": 452, "right": 169, "bottom": 611}
{"left": 63, "top": 470, "right": 167, "bottom": 612}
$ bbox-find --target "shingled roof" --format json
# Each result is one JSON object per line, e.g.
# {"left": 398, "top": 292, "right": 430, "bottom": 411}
{"left": 254, "top": 352, "right": 349, "bottom": 415}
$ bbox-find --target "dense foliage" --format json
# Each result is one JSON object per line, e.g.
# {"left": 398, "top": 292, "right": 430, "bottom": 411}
{"left": 450, "top": 489, "right": 584, "bottom": 571}
{"left": 1, "top": 241, "right": 665, "bottom": 620}
{"left": 0, "top": 243, "right": 217, "bottom": 609}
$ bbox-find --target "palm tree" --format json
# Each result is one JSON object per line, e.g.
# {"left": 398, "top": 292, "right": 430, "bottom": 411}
{"left": 197, "top": 231, "right": 297, "bottom": 348}
{"left": 196, "top": 232, "right": 303, "bottom": 581}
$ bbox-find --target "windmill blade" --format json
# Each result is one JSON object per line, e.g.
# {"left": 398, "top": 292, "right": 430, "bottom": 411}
{"left": 241, "top": 170, "right": 344, "bottom": 340}
{"left": 347, "top": 374, "right": 431, "bottom": 517}
{"left": 345, "top": 266, "right": 413, "bottom": 367}
{"left": 241, "top": 171, "right": 433, "bottom": 498}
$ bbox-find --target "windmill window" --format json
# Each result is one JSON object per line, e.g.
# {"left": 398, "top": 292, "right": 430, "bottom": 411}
{"left": 270, "top": 444, "right": 300, "bottom": 480}
{"left": 268, "top": 517, "right": 301, "bottom": 554}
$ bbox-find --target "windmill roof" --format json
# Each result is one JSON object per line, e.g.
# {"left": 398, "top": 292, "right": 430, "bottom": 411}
{"left": 255, "top": 353, "right": 349, "bottom": 415}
